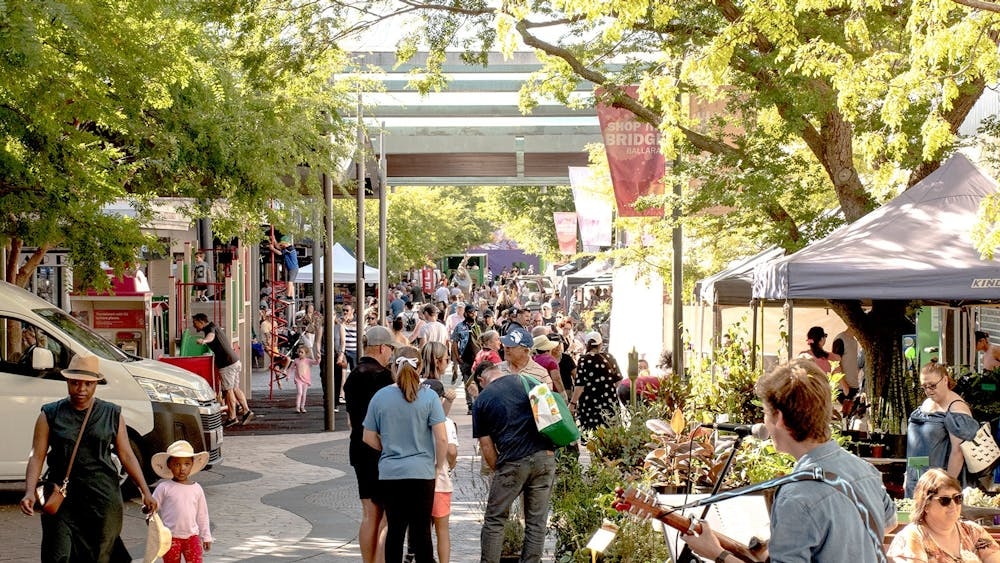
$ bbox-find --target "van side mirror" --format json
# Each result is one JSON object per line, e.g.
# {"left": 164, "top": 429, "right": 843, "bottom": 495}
{"left": 32, "top": 347, "right": 54, "bottom": 370}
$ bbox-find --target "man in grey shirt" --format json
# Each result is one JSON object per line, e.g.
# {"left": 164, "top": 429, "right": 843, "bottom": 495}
{"left": 683, "top": 358, "right": 895, "bottom": 562}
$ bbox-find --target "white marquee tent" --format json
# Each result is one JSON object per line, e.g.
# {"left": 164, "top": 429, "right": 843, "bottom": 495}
{"left": 294, "top": 243, "right": 380, "bottom": 284}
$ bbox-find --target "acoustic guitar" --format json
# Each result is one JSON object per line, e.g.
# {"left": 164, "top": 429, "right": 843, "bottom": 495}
{"left": 612, "top": 486, "right": 766, "bottom": 563}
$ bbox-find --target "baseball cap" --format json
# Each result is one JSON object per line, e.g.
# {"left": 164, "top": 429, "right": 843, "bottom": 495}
{"left": 585, "top": 331, "right": 603, "bottom": 346}
{"left": 532, "top": 335, "right": 557, "bottom": 352}
{"left": 500, "top": 326, "right": 533, "bottom": 348}
{"left": 482, "top": 308, "right": 495, "bottom": 318}
{"left": 464, "top": 302, "right": 478, "bottom": 313}
{"left": 364, "top": 326, "right": 398, "bottom": 348}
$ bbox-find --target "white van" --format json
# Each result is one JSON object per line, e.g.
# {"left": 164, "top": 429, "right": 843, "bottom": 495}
{"left": 0, "top": 281, "right": 223, "bottom": 481}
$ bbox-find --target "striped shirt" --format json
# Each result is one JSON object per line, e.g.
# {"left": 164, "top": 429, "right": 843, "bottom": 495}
{"left": 344, "top": 322, "right": 358, "bottom": 355}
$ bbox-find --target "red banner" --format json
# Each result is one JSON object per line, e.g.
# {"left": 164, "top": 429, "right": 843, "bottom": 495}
{"left": 553, "top": 212, "right": 578, "bottom": 255}
{"left": 420, "top": 267, "right": 435, "bottom": 294}
{"left": 595, "top": 86, "right": 665, "bottom": 217}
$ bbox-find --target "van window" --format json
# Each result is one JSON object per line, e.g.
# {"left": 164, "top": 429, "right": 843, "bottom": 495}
{"left": 35, "top": 308, "right": 130, "bottom": 362}
{"left": 0, "top": 318, "right": 66, "bottom": 376}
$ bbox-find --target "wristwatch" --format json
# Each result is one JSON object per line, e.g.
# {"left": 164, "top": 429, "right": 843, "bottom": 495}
{"left": 715, "top": 550, "right": 732, "bottom": 563}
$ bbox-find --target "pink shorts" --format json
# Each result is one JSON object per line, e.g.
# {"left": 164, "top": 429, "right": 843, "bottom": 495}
{"left": 431, "top": 491, "right": 452, "bottom": 518}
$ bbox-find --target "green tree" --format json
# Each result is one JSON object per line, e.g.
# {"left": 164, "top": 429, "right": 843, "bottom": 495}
{"left": 331, "top": 186, "right": 492, "bottom": 275}
{"left": 0, "top": 1, "right": 358, "bottom": 289}
{"left": 371, "top": 0, "right": 1000, "bottom": 422}
{"left": 475, "top": 185, "right": 575, "bottom": 261}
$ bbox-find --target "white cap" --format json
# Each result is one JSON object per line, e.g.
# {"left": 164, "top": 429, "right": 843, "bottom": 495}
{"left": 585, "top": 331, "right": 603, "bottom": 346}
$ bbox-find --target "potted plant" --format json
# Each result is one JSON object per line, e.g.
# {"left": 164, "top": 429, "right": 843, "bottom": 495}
{"left": 500, "top": 516, "right": 524, "bottom": 563}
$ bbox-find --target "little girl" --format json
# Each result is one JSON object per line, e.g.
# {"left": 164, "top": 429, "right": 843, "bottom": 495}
{"left": 289, "top": 344, "right": 320, "bottom": 413}
{"left": 151, "top": 440, "right": 212, "bottom": 563}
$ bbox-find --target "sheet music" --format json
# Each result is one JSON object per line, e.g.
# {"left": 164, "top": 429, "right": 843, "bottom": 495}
{"left": 655, "top": 493, "right": 771, "bottom": 562}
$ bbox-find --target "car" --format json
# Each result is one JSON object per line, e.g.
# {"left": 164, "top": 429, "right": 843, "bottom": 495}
{"left": 0, "top": 281, "right": 223, "bottom": 484}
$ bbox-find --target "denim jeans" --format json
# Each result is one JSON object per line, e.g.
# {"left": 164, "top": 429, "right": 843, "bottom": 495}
{"left": 480, "top": 449, "right": 556, "bottom": 563}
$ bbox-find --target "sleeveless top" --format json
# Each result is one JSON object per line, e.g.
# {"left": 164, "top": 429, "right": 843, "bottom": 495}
{"left": 42, "top": 398, "right": 121, "bottom": 483}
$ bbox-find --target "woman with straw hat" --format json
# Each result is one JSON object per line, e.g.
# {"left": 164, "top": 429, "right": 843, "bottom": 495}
{"left": 20, "top": 353, "right": 158, "bottom": 562}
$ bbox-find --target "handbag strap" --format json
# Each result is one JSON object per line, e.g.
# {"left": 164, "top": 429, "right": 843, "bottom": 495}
{"left": 61, "top": 399, "right": 96, "bottom": 486}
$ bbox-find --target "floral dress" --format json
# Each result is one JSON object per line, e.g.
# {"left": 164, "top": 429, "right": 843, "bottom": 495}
{"left": 887, "top": 520, "right": 1000, "bottom": 562}
{"left": 575, "top": 351, "right": 622, "bottom": 431}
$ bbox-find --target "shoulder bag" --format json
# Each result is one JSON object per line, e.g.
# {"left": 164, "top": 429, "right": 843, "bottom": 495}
{"left": 960, "top": 421, "right": 1000, "bottom": 474}
{"left": 520, "top": 375, "right": 580, "bottom": 446}
{"left": 36, "top": 400, "right": 95, "bottom": 514}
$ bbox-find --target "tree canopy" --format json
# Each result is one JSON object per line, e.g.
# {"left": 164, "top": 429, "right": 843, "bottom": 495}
{"left": 0, "top": 1, "right": 357, "bottom": 288}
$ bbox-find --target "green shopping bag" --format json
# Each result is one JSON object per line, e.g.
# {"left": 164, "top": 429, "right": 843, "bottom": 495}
{"left": 520, "top": 375, "right": 580, "bottom": 446}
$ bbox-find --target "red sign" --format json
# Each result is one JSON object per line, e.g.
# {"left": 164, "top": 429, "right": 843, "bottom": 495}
{"left": 421, "top": 267, "right": 435, "bottom": 294}
{"left": 596, "top": 85, "right": 665, "bottom": 217}
{"left": 93, "top": 309, "right": 146, "bottom": 329}
{"left": 553, "top": 212, "right": 578, "bottom": 255}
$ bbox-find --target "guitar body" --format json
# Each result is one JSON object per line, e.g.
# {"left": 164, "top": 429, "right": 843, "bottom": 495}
{"left": 613, "top": 487, "right": 767, "bottom": 563}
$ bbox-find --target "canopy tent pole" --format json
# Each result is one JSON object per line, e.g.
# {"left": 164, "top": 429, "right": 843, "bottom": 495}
{"left": 751, "top": 299, "right": 758, "bottom": 372}
{"left": 785, "top": 300, "right": 794, "bottom": 362}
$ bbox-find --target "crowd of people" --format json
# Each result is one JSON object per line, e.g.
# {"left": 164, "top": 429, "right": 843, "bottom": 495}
{"left": 335, "top": 265, "right": 642, "bottom": 563}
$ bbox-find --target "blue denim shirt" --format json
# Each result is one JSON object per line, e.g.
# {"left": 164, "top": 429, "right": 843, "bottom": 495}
{"left": 768, "top": 440, "right": 896, "bottom": 562}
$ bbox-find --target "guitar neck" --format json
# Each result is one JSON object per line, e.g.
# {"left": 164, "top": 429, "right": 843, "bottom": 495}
{"left": 653, "top": 506, "right": 761, "bottom": 563}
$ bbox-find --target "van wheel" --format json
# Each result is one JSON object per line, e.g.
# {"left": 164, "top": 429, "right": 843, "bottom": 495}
{"left": 117, "top": 435, "right": 150, "bottom": 499}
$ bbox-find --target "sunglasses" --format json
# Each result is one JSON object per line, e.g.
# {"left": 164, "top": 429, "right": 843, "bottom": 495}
{"left": 931, "top": 493, "right": 963, "bottom": 507}
{"left": 920, "top": 375, "right": 946, "bottom": 391}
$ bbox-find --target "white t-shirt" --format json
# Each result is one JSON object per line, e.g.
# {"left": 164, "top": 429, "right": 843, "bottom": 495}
{"left": 419, "top": 321, "right": 449, "bottom": 344}
{"left": 435, "top": 418, "right": 459, "bottom": 492}
{"left": 434, "top": 286, "right": 450, "bottom": 304}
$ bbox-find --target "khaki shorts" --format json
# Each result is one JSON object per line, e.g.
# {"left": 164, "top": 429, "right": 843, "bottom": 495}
{"left": 219, "top": 361, "right": 242, "bottom": 391}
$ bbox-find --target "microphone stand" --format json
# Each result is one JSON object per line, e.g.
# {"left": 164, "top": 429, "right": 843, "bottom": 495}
{"left": 674, "top": 431, "right": 746, "bottom": 563}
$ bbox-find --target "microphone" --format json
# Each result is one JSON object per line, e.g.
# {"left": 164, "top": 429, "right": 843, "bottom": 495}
{"left": 701, "top": 422, "right": 769, "bottom": 440}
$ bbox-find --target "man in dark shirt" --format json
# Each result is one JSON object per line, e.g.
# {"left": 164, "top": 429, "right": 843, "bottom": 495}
{"left": 193, "top": 313, "right": 253, "bottom": 426}
{"left": 472, "top": 358, "right": 556, "bottom": 563}
{"left": 343, "top": 325, "right": 397, "bottom": 563}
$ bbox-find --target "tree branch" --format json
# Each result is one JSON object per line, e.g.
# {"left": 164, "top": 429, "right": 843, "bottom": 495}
{"left": 950, "top": 0, "right": 1000, "bottom": 12}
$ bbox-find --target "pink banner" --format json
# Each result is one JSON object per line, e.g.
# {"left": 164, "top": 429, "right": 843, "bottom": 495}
{"left": 568, "top": 167, "right": 613, "bottom": 251}
{"left": 595, "top": 86, "right": 665, "bottom": 217}
{"left": 553, "top": 212, "right": 578, "bottom": 255}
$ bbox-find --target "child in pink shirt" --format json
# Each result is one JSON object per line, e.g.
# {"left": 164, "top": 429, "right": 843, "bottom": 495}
{"left": 151, "top": 440, "right": 212, "bottom": 563}
{"left": 290, "top": 344, "right": 320, "bottom": 413}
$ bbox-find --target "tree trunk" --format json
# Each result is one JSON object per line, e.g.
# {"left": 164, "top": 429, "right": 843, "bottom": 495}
{"left": 827, "top": 299, "right": 919, "bottom": 432}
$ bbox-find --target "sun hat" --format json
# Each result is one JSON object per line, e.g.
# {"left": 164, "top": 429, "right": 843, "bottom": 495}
{"left": 151, "top": 440, "right": 210, "bottom": 480}
{"left": 532, "top": 335, "right": 557, "bottom": 352}
{"left": 143, "top": 512, "right": 172, "bottom": 563}
{"left": 584, "top": 331, "right": 603, "bottom": 346}
{"left": 364, "top": 325, "right": 399, "bottom": 348}
{"left": 62, "top": 354, "right": 105, "bottom": 383}
{"left": 500, "top": 326, "right": 533, "bottom": 348}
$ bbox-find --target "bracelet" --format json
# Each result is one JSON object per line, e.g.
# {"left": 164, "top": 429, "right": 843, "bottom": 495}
{"left": 715, "top": 550, "right": 732, "bottom": 563}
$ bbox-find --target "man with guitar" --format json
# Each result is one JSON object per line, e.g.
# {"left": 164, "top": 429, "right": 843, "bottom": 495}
{"left": 680, "top": 359, "right": 896, "bottom": 562}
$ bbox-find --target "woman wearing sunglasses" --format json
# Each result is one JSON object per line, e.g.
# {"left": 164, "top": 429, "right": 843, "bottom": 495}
{"left": 888, "top": 468, "right": 1000, "bottom": 562}
{"left": 904, "top": 362, "right": 980, "bottom": 498}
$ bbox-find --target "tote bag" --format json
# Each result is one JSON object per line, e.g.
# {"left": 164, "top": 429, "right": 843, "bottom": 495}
{"left": 520, "top": 375, "right": 580, "bottom": 446}
{"left": 960, "top": 421, "right": 1000, "bottom": 474}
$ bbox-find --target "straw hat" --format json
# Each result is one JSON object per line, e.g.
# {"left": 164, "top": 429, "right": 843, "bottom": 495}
{"left": 151, "top": 440, "right": 209, "bottom": 480}
{"left": 61, "top": 354, "right": 105, "bottom": 382}
{"left": 144, "top": 512, "right": 172, "bottom": 563}
{"left": 532, "top": 335, "right": 557, "bottom": 352}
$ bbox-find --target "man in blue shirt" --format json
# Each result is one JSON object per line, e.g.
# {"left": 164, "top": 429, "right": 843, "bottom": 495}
{"left": 682, "top": 358, "right": 896, "bottom": 563}
{"left": 472, "top": 325, "right": 556, "bottom": 563}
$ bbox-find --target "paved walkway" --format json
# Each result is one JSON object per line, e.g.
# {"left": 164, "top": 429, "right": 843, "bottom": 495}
{"left": 0, "top": 365, "right": 561, "bottom": 561}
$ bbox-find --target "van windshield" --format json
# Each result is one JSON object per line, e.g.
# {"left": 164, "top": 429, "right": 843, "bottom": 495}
{"left": 35, "top": 308, "right": 131, "bottom": 362}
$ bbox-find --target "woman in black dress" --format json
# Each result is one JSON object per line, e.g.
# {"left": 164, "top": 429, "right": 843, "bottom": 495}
{"left": 20, "top": 354, "right": 157, "bottom": 562}
{"left": 569, "top": 331, "right": 622, "bottom": 431}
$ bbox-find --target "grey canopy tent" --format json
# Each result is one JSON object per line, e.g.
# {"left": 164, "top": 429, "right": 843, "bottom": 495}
{"left": 754, "top": 153, "right": 1000, "bottom": 303}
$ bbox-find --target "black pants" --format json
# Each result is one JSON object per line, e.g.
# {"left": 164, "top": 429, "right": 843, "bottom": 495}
{"left": 382, "top": 478, "right": 435, "bottom": 563}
